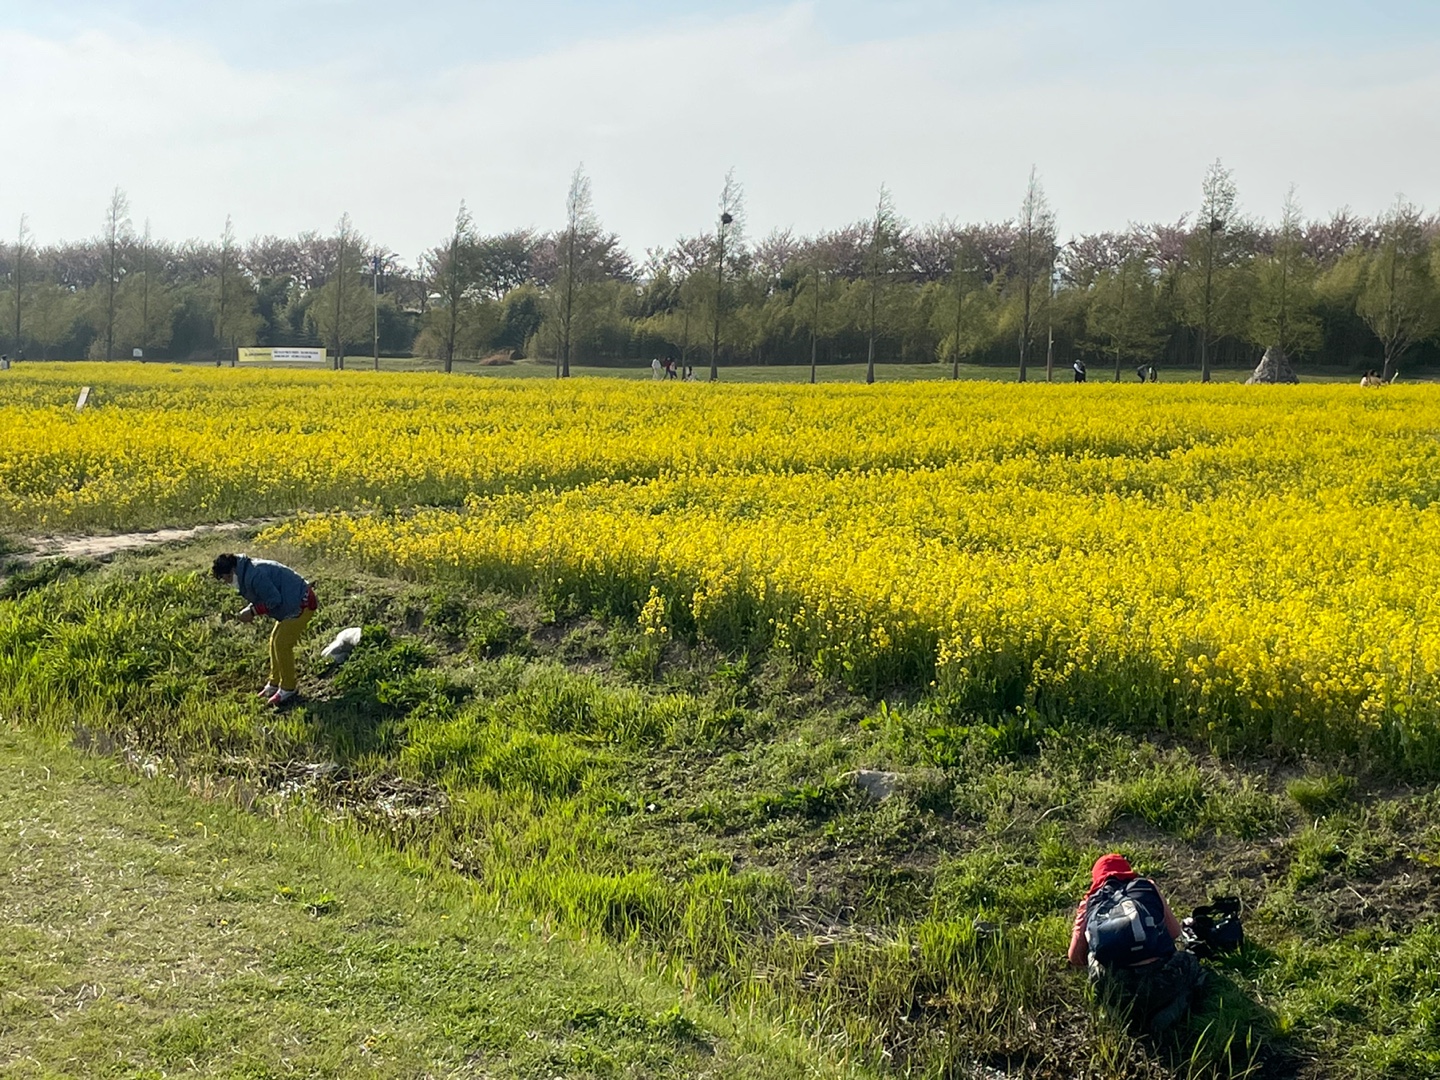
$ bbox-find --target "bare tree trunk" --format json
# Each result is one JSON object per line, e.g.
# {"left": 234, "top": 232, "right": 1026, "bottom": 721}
{"left": 863, "top": 186, "right": 897, "bottom": 386}
{"left": 106, "top": 249, "right": 116, "bottom": 359}
{"left": 561, "top": 224, "right": 577, "bottom": 378}
{"left": 12, "top": 215, "right": 27, "bottom": 356}
{"left": 1016, "top": 168, "right": 1053, "bottom": 383}
{"left": 446, "top": 232, "right": 459, "bottom": 375}
{"left": 1019, "top": 234, "right": 1032, "bottom": 383}
{"left": 866, "top": 278, "right": 877, "bottom": 385}
{"left": 1113, "top": 265, "right": 1127, "bottom": 382}
{"left": 1200, "top": 211, "right": 1218, "bottom": 383}
{"left": 1277, "top": 229, "right": 1291, "bottom": 355}
{"left": 1193, "top": 161, "right": 1235, "bottom": 384}
{"left": 710, "top": 222, "right": 725, "bottom": 382}
{"left": 217, "top": 245, "right": 227, "bottom": 367}
{"left": 705, "top": 173, "right": 745, "bottom": 382}
{"left": 1380, "top": 245, "right": 1400, "bottom": 382}
{"left": 952, "top": 281, "right": 963, "bottom": 380}
{"left": 103, "top": 189, "right": 129, "bottom": 362}
{"left": 139, "top": 226, "right": 150, "bottom": 360}
{"left": 1019, "top": 298, "right": 1030, "bottom": 382}
{"left": 334, "top": 231, "right": 346, "bottom": 371}
{"left": 810, "top": 265, "right": 820, "bottom": 385}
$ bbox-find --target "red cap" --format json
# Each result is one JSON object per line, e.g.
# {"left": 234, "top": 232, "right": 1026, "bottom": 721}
{"left": 1090, "top": 854, "right": 1138, "bottom": 892}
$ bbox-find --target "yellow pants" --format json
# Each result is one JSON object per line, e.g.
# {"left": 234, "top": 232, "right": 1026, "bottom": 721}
{"left": 268, "top": 608, "right": 314, "bottom": 691}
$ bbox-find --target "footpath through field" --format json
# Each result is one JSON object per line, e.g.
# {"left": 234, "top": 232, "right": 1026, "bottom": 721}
{"left": 19, "top": 520, "right": 275, "bottom": 562}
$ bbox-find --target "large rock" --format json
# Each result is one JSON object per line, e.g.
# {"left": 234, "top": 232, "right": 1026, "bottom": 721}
{"left": 843, "top": 767, "right": 948, "bottom": 803}
{"left": 845, "top": 769, "right": 902, "bottom": 801}
{"left": 1245, "top": 345, "right": 1299, "bottom": 384}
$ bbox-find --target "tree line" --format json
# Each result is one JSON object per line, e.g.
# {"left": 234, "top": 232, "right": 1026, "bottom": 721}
{"left": 4, "top": 161, "right": 1439, "bottom": 379}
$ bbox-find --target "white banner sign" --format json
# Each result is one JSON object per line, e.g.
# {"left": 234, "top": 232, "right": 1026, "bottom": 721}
{"left": 238, "top": 347, "right": 327, "bottom": 365}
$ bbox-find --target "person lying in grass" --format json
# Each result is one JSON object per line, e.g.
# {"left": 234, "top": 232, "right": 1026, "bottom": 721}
{"left": 212, "top": 552, "right": 317, "bottom": 707}
{"left": 1068, "top": 854, "right": 1204, "bottom": 1034}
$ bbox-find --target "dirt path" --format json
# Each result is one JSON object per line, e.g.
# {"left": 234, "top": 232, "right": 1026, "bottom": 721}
{"left": 20, "top": 520, "right": 277, "bottom": 561}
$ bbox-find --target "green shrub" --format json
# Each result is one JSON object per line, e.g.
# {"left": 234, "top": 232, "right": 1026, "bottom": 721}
{"left": 422, "top": 591, "right": 471, "bottom": 640}
{"left": 467, "top": 605, "right": 522, "bottom": 658}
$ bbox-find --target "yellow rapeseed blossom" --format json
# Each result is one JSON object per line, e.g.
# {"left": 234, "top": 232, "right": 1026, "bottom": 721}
{"left": 6, "top": 362, "right": 1440, "bottom": 767}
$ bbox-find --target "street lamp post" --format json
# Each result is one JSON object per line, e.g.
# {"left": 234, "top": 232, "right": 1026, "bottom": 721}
{"left": 709, "top": 211, "right": 732, "bottom": 382}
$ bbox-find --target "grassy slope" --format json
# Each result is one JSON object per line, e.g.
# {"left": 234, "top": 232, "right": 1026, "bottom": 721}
{"left": 0, "top": 724, "right": 851, "bottom": 1080}
{"left": 4, "top": 539, "right": 1440, "bottom": 1078}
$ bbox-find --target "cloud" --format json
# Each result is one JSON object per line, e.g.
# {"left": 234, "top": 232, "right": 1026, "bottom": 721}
{"left": 2, "top": 25, "right": 329, "bottom": 236}
{"left": 4, "top": 1, "right": 1439, "bottom": 259}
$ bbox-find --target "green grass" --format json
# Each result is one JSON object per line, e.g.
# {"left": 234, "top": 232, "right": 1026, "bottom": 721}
{"left": 19, "top": 355, "right": 1384, "bottom": 383}
{"left": 5, "top": 539, "right": 1440, "bottom": 1078}
{"left": 495, "top": 362, "right": 1376, "bottom": 385}
{"left": 1286, "top": 773, "right": 1356, "bottom": 817}
{"left": 0, "top": 725, "right": 850, "bottom": 1080}
{"left": 345, "top": 360, "right": 1382, "bottom": 385}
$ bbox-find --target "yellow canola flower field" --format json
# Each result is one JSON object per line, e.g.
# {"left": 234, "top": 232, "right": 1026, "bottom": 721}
{"left": 6, "top": 362, "right": 1440, "bottom": 767}
{"left": 273, "top": 471, "right": 1440, "bottom": 770}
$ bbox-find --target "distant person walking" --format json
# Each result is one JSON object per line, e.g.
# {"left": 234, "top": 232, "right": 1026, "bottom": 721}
{"left": 1136, "top": 364, "right": 1147, "bottom": 383}
{"left": 651, "top": 357, "right": 663, "bottom": 380}
{"left": 212, "top": 553, "right": 318, "bottom": 707}
{"left": 1073, "top": 359, "right": 1087, "bottom": 383}
{"left": 1148, "top": 364, "right": 1158, "bottom": 382}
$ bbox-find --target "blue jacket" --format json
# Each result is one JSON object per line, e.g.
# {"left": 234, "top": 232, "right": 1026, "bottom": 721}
{"left": 233, "top": 555, "right": 310, "bottom": 622}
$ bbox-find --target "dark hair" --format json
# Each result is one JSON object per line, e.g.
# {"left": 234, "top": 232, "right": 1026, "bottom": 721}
{"left": 211, "top": 553, "right": 239, "bottom": 579}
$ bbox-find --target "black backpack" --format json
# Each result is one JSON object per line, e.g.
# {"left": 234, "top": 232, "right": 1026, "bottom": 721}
{"left": 1085, "top": 878, "right": 1175, "bottom": 970}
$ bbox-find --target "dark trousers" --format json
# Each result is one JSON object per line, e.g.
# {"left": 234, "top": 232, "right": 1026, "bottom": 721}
{"left": 1096, "top": 950, "right": 1204, "bottom": 1034}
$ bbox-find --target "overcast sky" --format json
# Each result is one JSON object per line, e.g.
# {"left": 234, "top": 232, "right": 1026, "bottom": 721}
{"left": 4, "top": 0, "right": 1439, "bottom": 260}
